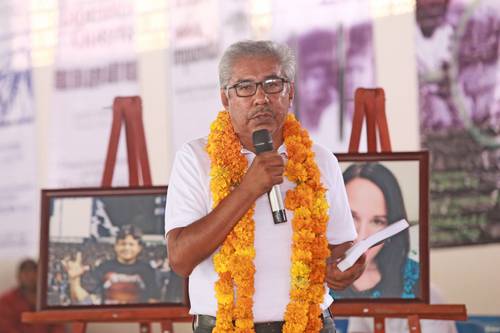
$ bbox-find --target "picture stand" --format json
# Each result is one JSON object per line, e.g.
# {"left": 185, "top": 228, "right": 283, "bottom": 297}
{"left": 23, "top": 97, "right": 192, "bottom": 332}
{"left": 22, "top": 308, "right": 191, "bottom": 333}
{"left": 330, "top": 303, "right": 467, "bottom": 333}
{"left": 333, "top": 88, "right": 467, "bottom": 332}
{"left": 348, "top": 88, "right": 391, "bottom": 153}
{"left": 102, "top": 96, "right": 152, "bottom": 187}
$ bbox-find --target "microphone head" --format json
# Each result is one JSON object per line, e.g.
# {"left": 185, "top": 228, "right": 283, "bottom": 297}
{"left": 252, "top": 129, "right": 273, "bottom": 154}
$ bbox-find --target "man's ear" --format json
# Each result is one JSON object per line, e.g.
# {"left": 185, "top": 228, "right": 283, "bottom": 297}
{"left": 220, "top": 89, "right": 229, "bottom": 110}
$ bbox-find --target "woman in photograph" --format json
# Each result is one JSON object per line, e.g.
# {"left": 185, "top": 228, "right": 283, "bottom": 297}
{"left": 331, "top": 162, "right": 418, "bottom": 299}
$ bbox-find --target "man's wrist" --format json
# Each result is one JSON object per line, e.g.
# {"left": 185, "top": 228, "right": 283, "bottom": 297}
{"left": 235, "top": 180, "right": 261, "bottom": 202}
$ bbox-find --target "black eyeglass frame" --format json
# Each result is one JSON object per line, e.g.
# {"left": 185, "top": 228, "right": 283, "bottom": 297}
{"left": 225, "top": 77, "right": 290, "bottom": 97}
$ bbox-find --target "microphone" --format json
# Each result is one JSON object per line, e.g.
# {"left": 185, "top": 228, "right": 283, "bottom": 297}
{"left": 252, "top": 129, "right": 287, "bottom": 224}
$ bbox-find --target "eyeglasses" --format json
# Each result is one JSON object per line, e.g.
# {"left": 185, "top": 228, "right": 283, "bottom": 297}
{"left": 226, "top": 77, "right": 289, "bottom": 97}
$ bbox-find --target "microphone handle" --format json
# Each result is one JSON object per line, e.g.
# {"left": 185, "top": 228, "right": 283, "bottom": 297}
{"left": 268, "top": 184, "right": 287, "bottom": 224}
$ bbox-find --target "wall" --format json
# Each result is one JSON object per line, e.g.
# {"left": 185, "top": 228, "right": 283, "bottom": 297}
{"left": 431, "top": 244, "right": 500, "bottom": 315}
{"left": 1, "top": 4, "right": 498, "bottom": 333}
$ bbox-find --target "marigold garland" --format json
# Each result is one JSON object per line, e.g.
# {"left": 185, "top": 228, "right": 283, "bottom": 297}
{"left": 207, "top": 111, "right": 330, "bottom": 333}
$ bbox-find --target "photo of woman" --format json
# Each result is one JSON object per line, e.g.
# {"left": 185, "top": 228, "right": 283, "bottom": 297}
{"left": 331, "top": 162, "right": 420, "bottom": 299}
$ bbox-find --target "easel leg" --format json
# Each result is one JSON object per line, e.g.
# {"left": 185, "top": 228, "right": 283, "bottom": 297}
{"left": 408, "top": 315, "right": 421, "bottom": 333}
{"left": 71, "top": 322, "right": 86, "bottom": 333}
{"left": 139, "top": 322, "right": 152, "bottom": 333}
{"left": 374, "top": 316, "right": 385, "bottom": 333}
{"left": 161, "top": 320, "right": 174, "bottom": 333}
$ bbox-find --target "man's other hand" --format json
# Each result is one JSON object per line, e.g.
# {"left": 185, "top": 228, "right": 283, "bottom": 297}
{"left": 326, "top": 242, "right": 366, "bottom": 290}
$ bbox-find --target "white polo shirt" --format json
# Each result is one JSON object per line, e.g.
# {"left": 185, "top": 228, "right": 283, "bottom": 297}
{"left": 165, "top": 136, "right": 356, "bottom": 322}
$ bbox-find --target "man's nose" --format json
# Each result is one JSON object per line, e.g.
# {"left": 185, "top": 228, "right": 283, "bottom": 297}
{"left": 254, "top": 84, "right": 269, "bottom": 104}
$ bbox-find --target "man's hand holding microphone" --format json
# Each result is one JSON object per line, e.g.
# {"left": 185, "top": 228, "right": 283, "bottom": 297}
{"left": 238, "top": 129, "right": 287, "bottom": 224}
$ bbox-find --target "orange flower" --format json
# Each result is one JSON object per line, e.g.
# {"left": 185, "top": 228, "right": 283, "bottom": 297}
{"left": 207, "top": 112, "right": 330, "bottom": 333}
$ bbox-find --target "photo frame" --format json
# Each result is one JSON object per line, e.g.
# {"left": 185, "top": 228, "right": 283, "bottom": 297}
{"left": 38, "top": 186, "right": 188, "bottom": 310}
{"left": 331, "top": 151, "right": 430, "bottom": 303}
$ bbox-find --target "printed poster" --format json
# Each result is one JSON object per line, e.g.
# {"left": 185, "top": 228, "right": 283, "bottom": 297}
{"left": 416, "top": 0, "right": 500, "bottom": 247}
{"left": 0, "top": 0, "right": 38, "bottom": 257}
{"left": 169, "top": 0, "right": 252, "bottom": 152}
{"left": 169, "top": 0, "right": 375, "bottom": 155}
{"left": 48, "top": 0, "right": 139, "bottom": 187}
{"left": 272, "top": 0, "right": 375, "bottom": 153}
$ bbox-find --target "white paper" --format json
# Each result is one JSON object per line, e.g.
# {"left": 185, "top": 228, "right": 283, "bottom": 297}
{"left": 337, "top": 219, "right": 410, "bottom": 272}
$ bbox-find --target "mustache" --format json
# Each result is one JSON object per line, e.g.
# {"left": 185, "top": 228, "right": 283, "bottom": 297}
{"left": 248, "top": 106, "right": 273, "bottom": 120}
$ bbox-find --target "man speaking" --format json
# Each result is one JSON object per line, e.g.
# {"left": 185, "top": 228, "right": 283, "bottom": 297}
{"left": 165, "top": 40, "right": 365, "bottom": 333}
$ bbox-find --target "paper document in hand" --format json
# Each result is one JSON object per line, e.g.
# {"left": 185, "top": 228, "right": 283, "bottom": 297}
{"left": 337, "top": 219, "right": 410, "bottom": 272}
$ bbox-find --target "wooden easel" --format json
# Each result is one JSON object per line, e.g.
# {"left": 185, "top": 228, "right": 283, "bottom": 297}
{"left": 102, "top": 96, "right": 152, "bottom": 187}
{"left": 348, "top": 88, "right": 391, "bottom": 153}
{"left": 330, "top": 303, "right": 467, "bottom": 333}
{"left": 23, "top": 96, "right": 192, "bottom": 332}
{"left": 331, "top": 88, "right": 467, "bottom": 332}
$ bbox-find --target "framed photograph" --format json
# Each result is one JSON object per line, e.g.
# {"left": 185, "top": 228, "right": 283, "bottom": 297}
{"left": 331, "top": 152, "right": 430, "bottom": 303}
{"left": 38, "top": 186, "right": 188, "bottom": 310}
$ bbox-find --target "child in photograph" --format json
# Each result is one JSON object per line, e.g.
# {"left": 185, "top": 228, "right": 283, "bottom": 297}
{"left": 62, "top": 225, "right": 160, "bottom": 305}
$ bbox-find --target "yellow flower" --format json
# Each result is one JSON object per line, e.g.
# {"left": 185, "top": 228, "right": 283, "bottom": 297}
{"left": 292, "top": 248, "right": 313, "bottom": 262}
{"left": 214, "top": 253, "right": 230, "bottom": 273}
{"left": 291, "top": 261, "right": 311, "bottom": 279}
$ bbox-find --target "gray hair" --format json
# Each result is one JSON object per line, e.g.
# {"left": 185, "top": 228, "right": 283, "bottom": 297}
{"left": 218, "top": 40, "right": 296, "bottom": 88}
